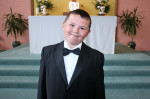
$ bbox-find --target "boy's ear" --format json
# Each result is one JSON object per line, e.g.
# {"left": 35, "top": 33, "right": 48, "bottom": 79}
{"left": 87, "top": 30, "right": 91, "bottom": 36}
{"left": 62, "top": 22, "right": 65, "bottom": 30}
{"left": 85, "top": 30, "right": 91, "bottom": 38}
{"left": 88, "top": 29, "right": 91, "bottom": 34}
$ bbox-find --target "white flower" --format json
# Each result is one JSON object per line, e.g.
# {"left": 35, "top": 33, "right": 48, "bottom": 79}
{"left": 100, "top": 6, "right": 105, "bottom": 12}
{"left": 41, "top": 6, "right": 44, "bottom": 9}
{"left": 97, "top": 6, "right": 100, "bottom": 9}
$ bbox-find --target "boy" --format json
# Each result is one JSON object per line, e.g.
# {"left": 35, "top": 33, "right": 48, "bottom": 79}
{"left": 37, "top": 9, "right": 105, "bottom": 99}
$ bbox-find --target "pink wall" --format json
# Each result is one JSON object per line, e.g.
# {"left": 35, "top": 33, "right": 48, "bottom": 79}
{"left": 117, "top": 0, "right": 150, "bottom": 51}
{"left": 0, "top": 0, "right": 31, "bottom": 50}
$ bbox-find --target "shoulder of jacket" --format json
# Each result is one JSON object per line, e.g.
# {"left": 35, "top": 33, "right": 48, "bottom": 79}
{"left": 42, "top": 41, "right": 63, "bottom": 55}
{"left": 85, "top": 44, "right": 104, "bottom": 57}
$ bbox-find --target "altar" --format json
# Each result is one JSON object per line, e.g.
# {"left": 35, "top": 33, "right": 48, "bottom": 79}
{"left": 29, "top": 16, "right": 117, "bottom": 54}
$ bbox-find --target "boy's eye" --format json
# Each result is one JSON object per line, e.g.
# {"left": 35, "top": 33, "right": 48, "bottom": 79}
{"left": 70, "top": 24, "right": 74, "bottom": 27}
{"left": 80, "top": 27, "right": 86, "bottom": 30}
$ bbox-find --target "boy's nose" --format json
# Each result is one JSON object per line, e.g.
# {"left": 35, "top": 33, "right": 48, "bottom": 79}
{"left": 73, "top": 27, "right": 79, "bottom": 33}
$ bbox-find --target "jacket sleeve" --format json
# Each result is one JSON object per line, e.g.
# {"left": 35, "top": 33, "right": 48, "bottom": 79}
{"left": 96, "top": 53, "right": 105, "bottom": 99}
{"left": 37, "top": 47, "right": 47, "bottom": 99}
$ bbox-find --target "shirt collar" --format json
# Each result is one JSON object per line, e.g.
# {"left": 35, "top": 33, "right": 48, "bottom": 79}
{"left": 64, "top": 40, "right": 82, "bottom": 50}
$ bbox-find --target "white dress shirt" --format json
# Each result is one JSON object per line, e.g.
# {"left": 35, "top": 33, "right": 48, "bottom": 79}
{"left": 63, "top": 41, "right": 82, "bottom": 84}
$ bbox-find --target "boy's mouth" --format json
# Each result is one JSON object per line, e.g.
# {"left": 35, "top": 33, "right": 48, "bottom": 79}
{"left": 71, "top": 33, "right": 80, "bottom": 38}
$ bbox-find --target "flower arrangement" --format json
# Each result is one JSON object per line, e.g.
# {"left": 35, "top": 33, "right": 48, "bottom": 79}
{"left": 92, "top": 0, "right": 110, "bottom": 13}
{"left": 37, "top": 0, "right": 53, "bottom": 13}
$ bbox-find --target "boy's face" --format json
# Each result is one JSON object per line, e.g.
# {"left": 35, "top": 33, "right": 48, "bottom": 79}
{"left": 63, "top": 14, "right": 91, "bottom": 48}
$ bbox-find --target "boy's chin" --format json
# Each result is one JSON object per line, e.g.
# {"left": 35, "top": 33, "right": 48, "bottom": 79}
{"left": 68, "top": 41, "right": 81, "bottom": 46}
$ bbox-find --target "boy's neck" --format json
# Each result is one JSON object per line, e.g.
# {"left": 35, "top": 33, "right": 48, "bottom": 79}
{"left": 64, "top": 40, "right": 82, "bottom": 49}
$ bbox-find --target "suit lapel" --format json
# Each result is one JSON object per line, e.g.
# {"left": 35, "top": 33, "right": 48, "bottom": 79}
{"left": 54, "top": 42, "right": 90, "bottom": 88}
{"left": 68, "top": 43, "right": 90, "bottom": 88}
{"left": 54, "top": 41, "right": 68, "bottom": 86}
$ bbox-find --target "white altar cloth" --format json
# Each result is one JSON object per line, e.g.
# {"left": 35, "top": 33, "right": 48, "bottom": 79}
{"left": 29, "top": 16, "right": 117, "bottom": 54}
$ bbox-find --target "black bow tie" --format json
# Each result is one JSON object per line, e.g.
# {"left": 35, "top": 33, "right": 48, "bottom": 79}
{"left": 63, "top": 48, "right": 80, "bottom": 56}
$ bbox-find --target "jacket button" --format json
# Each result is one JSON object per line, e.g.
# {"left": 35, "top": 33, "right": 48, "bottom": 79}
{"left": 66, "top": 92, "right": 69, "bottom": 95}
{"left": 66, "top": 89, "right": 70, "bottom": 95}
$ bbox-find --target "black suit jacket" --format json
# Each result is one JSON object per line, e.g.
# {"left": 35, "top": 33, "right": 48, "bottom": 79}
{"left": 37, "top": 41, "right": 105, "bottom": 99}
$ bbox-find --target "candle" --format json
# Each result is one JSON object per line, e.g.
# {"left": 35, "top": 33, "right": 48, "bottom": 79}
{"left": 36, "top": 8, "right": 39, "bottom": 15}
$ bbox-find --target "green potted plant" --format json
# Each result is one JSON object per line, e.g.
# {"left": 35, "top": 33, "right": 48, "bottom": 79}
{"left": 118, "top": 7, "right": 143, "bottom": 49}
{"left": 2, "top": 8, "right": 28, "bottom": 48}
